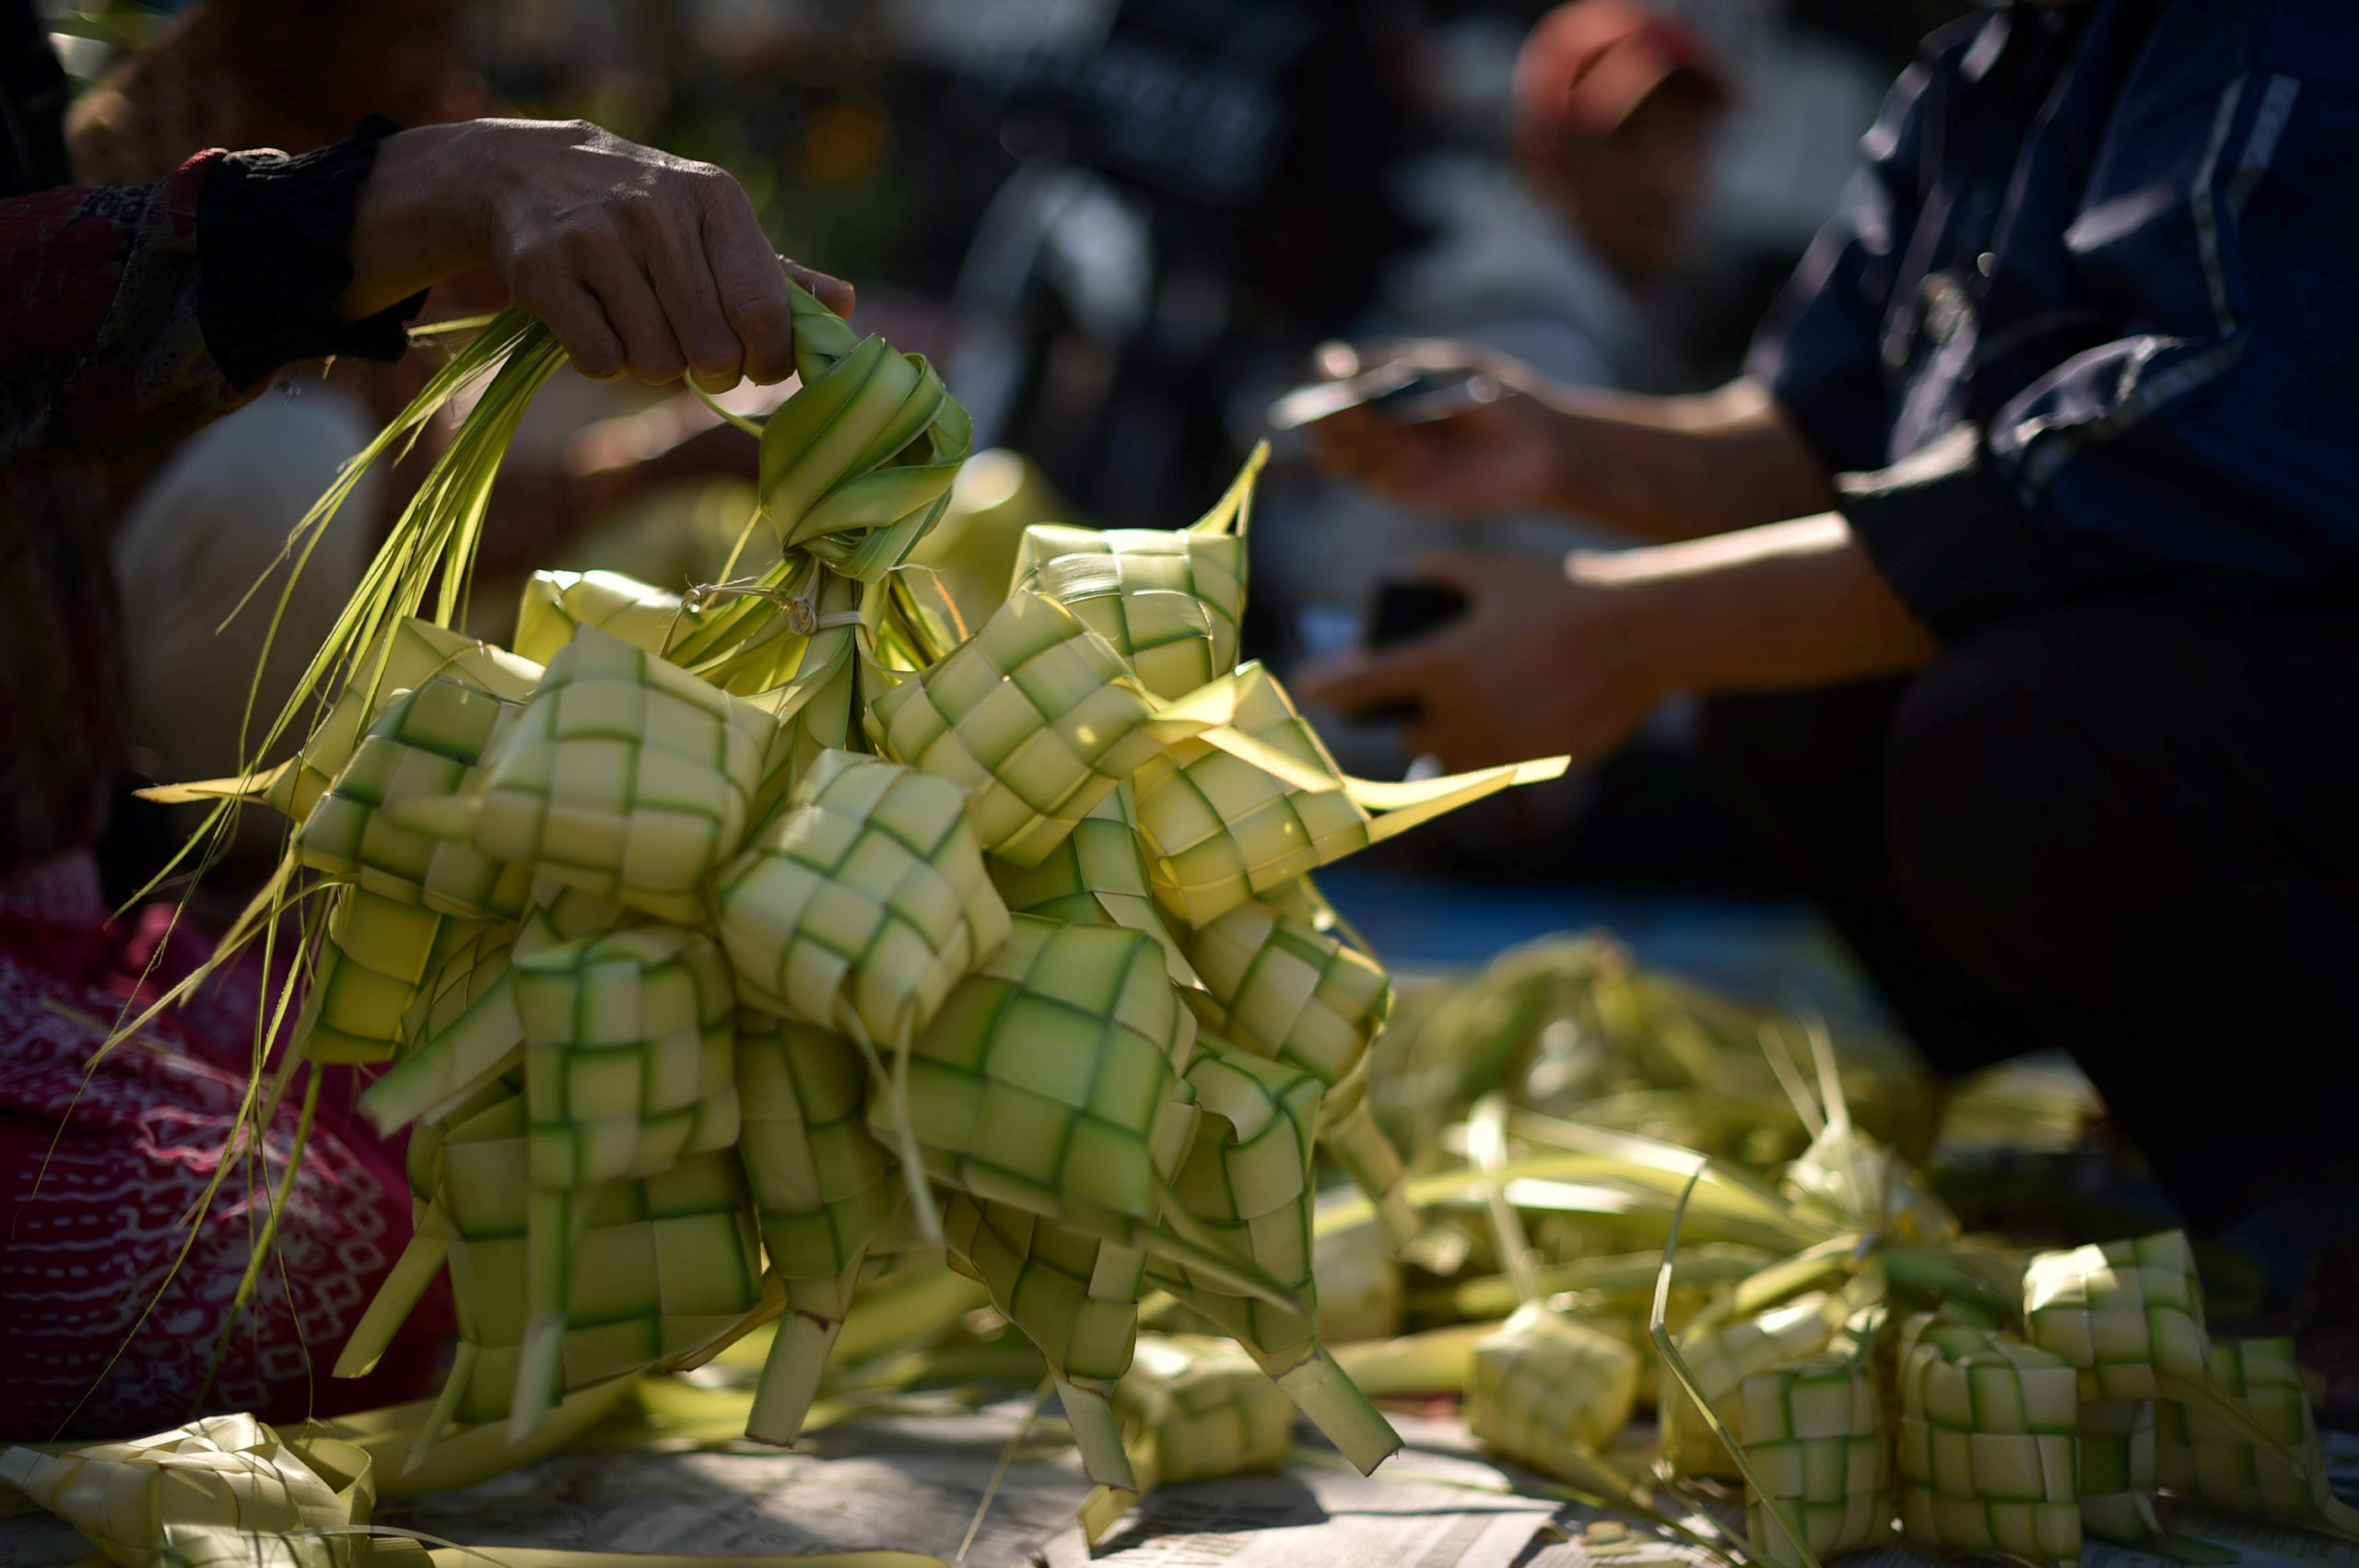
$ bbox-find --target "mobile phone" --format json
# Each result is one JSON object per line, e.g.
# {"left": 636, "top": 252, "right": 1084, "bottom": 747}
{"left": 1348, "top": 579, "right": 1469, "bottom": 723}
{"left": 1267, "top": 363, "right": 1497, "bottom": 432}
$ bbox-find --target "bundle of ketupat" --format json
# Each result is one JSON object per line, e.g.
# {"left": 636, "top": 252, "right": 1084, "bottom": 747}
{"left": 135, "top": 287, "right": 1570, "bottom": 1488}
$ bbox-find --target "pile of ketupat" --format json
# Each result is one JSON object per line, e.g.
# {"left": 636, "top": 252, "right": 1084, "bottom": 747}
{"left": 1303, "top": 998, "right": 2359, "bottom": 1568}
{"left": 123, "top": 287, "right": 1560, "bottom": 1507}
{"left": 36, "top": 289, "right": 2346, "bottom": 1568}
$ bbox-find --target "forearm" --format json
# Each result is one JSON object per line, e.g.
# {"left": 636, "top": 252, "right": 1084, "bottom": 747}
{"left": 1584, "top": 512, "right": 1938, "bottom": 694}
{"left": 1538, "top": 380, "right": 1836, "bottom": 543}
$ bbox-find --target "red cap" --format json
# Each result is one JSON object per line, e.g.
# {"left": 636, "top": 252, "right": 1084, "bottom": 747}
{"left": 1512, "top": 0, "right": 1731, "bottom": 139}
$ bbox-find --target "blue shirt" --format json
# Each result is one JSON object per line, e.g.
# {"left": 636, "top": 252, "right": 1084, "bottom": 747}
{"left": 1748, "top": 0, "right": 2359, "bottom": 638}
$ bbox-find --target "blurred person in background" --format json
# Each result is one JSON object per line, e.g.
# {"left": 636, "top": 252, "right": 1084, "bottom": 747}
{"left": 947, "top": 0, "right": 1424, "bottom": 532}
{"left": 0, "top": 0, "right": 848, "bottom": 1433}
{"left": 1265, "top": 0, "right": 1755, "bottom": 889}
{"left": 1388, "top": 0, "right": 1729, "bottom": 393}
{"left": 1304, "top": 0, "right": 2359, "bottom": 1380}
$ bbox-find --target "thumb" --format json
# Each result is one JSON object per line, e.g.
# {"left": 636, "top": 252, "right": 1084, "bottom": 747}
{"left": 1295, "top": 643, "right": 1432, "bottom": 715}
{"left": 1402, "top": 549, "right": 1493, "bottom": 598}
{"left": 784, "top": 261, "right": 855, "bottom": 319}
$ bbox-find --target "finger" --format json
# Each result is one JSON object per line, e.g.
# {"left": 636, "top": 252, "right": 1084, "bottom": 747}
{"left": 698, "top": 178, "right": 798, "bottom": 384}
{"left": 1308, "top": 406, "right": 1391, "bottom": 472}
{"left": 1314, "top": 339, "right": 1360, "bottom": 380}
{"left": 529, "top": 276, "right": 628, "bottom": 381}
{"left": 784, "top": 261, "right": 855, "bottom": 319}
{"left": 1404, "top": 549, "right": 1494, "bottom": 595}
{"left": 639, "top": 204, "right": 745, "bottom": 392}
{"left": 1294, "top": 647, "right": 1432, "bottom": 715}
{"left": 579, "top": 247, "right": 688, "bottom": 384}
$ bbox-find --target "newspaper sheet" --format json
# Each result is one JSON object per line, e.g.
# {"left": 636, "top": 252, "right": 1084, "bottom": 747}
{"left": 5, "top": 1413, "right": 2353, "bottom": 1568}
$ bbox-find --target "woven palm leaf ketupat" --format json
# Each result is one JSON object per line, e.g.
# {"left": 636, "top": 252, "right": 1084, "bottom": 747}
{"left": 1178, "top": 897, "right": 1417, "bottom": 1242}
{"left": 127, "top": 275, "right": 1583, "bottom": 1495}
{"left": 713, "top": 749, "right": 1009, "bottom": 1044}
{"left": 2024, "top": 1231, "right": 2210, "bottom": 1402}
{"left": 987, "top": 781, "right": 1199, "bottom": 988}
{"left": 1133, "top": 663, "right": 1567, "bottom": 929}
{"left": 340, "top": 1086, "right": 761, "bottom": 1457}
{"left": 734, "top": 1009, "right": 904, "bottom": 1445}
{"left": 1466, "top": 1302, "right": 1642, "bottom": 1480}
{"left": 0, "top": 1415, "right": 375, "bottom": 1568}
{"left": 945, "top": 1193, "right": 1153, "bottom": 1490}
{"left": 461, "top": 626, "right": 779, "bottom": 924}
{"left": 2154, "top": 1338, "right": 2359, "bottom": 1537}
{"left": 509, "top": 924, "right": 743, "bottom": 1431}
{"left": 514, "top": 569, "right": 687, "bottom": 665}
{"left": 358, "top": 925, "right": 525, "bottom": 1133}
{"left": 1010, "top": 445, "right": 1258, "bottom": 704}
{"left": 1078, "top": 1333, "right": 1297, "bottom": 1541}
{"left": 295, "top": 675, "right": 534, "bottom": 919}
{"left": 2079, "top": 1398, "right": 2164, "bottom": 1545}
{"left": 1152, "top": 1038, "right": 1402, "bottom": 1474}
{"left": 889, "top": 915, "right": 1189, "bottom": 1233}
{"left": 289, "top": 887, "right": 487, "bottom": 1064}
{"left": 1457, "top": 1094, "right": 1641, "bottom": 1488}
{"left": 1895, "top": 1315, "right": 2083, "bottom": 1567}
{"left": 870, "top": 591, "right": 1234, "bottom": 866}
{"left": 1735, "top": 1307, "right": 1895, "bottom": 1568}
{"left": 1664, "top": 1292, "right": 1850, "bottom": 1479}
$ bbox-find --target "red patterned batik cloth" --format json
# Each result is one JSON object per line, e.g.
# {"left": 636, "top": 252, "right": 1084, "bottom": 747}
{"left": 0, "top": 852, "right": 449, "bottom": 1439}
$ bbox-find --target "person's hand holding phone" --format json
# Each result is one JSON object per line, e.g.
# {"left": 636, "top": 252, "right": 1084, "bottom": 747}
{"left": 1285, "top": 339, "right": 1577, "bottom": 519}
{"left": 1298, "top": 549, "right": 1672, "bottom": 771}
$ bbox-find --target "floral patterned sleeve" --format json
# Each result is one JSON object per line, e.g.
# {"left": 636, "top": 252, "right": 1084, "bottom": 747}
{"left": 0, "top": 118, "right": 423, "bottom": 874}
{"left": 0, "top": 116, "right": 420, "bottom": 467}
{"left": 0, "top": 154, "right": 236, "bottom": 464}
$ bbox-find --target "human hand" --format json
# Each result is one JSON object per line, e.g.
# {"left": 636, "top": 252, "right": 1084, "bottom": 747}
{"left": 346, "top": 119, "right": 854, "bottom": 389}
{"left": 1295, "top": 549, "right": 1672, "bottom": 771}
{"left": 1303, "top": 339, "right": 1574, "bottom": 519}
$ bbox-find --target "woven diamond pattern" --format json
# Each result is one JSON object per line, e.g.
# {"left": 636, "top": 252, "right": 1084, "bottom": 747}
{"left": 513, "top": 925, "right": 741, "bottom": 1189}
{"left": 1468, "top": 1303, "right": 1642, "bottom": 1474}
{"left": 293, "top": 887, "right": 484, "bottom": 1064}
{"left": 2025, "top": 1229, "right": 2210, "bottom": 1401}
{"left": 1134, "top": 666, "right": 1370, "bottom": 929}
{"left": 297, "top": 676, "right": 532, "bottom": 919}
{"left": 474, "top": 626, "right": 774, "bottom": 922}
{"left": 1116, "top": 1334, "right": 1295, "bottom": 1490}
{"left": 418, "top": 1091, "right": 760, "bottom": 1429}
{"left": 1016, "top": 526, "right": 1245, "bottom": 701}
{"left": 734, "top": 1010, "right": 899, "bottom": 1281}
{"left": 715, "top": 749, "right": 1009, "bottom": 1044}
{"left": 2079, "top": 1397, "right": 2163, "bottom": 1543}
{"left": 2155, "top": 1337, "right": 2336, "bottom": 1522}
{"left": 1736, "top": 1311, "right": 1894, "bottom": 1567}
{"left": 894, "top": 915, "right": 1192, "bottom": 1230}
{"left": 1158, "top": 1043, "right": 1323, "bottom": 1365}
{"left": 1896, "top": 1316, "right": 2082, "bottom": 1567}
{"left": 1182, "top": 899, "right": 1391, "bottom": 1086}
{"left": 1667, "top": 1292, "right": 1847, "bottom": 1479}
{"left": 873, "top": 591, "right": 1169, "bottom": 866}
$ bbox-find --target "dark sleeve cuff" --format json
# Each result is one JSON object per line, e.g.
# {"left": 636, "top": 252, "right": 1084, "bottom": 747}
{"left": 195, "top": 114, "right": 428, "bottom": 390}
{"left": 1835, "top": 425, "right": 2071, "bottom": 640}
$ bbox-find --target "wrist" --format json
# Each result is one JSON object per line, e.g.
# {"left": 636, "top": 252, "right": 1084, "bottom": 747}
{"left": 1536, "top": 403, "right": 1594, "bottom": 516}
{"left": 1564, "top": 546, "right": 1697, "bottom": 701}
{"left": 340, "top": 123, "right": 488, "bottom": 319}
